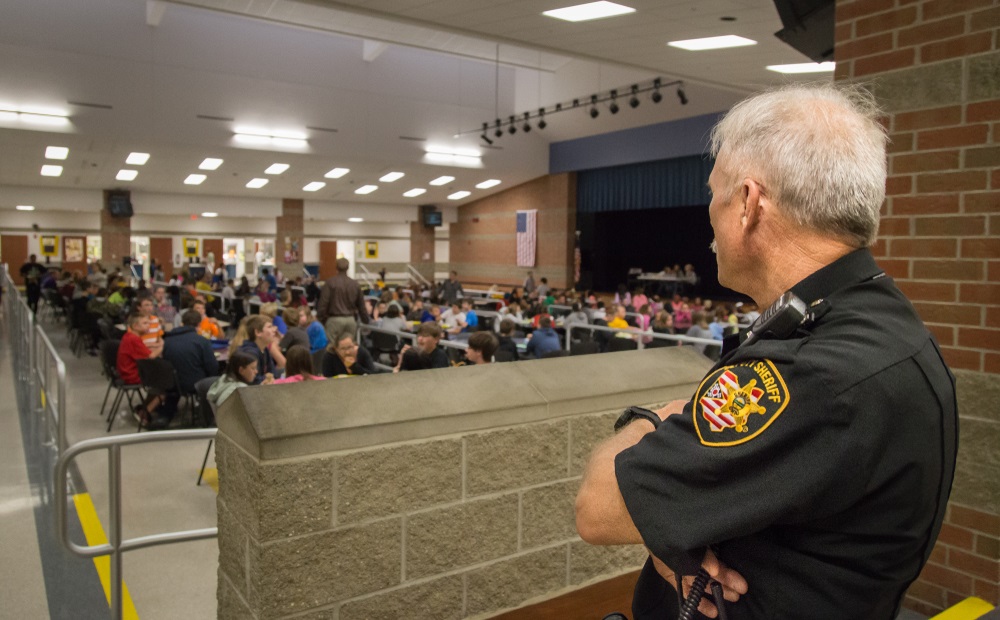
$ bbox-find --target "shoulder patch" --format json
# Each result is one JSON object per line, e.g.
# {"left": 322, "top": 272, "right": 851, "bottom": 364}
{"left": 693, "top": 360, "right": 790, "bottom": 447}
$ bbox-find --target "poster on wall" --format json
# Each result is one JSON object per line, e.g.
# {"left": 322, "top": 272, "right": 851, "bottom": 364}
{"left": 283, "top": 236, "right": 300, "bottom": 264}
{"left": 184, "top": 238, "right": 199, "bottom": 258}
{"left": 365, "top": 241, "right": 379, "bottom": 259}
{"left": 41, "top": 235, "right": 59, "bottom": 256}
{"left": 64, "top": 238, "right": 84, "bottom": 263}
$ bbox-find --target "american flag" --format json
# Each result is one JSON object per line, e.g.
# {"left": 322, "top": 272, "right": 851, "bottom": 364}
{"left": 516, "top": 209, "right": 537, "bottom": 267}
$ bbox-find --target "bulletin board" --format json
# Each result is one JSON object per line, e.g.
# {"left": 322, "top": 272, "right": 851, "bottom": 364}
{"left": 184, "top": 238, "right": 200, "bottom": 258}
{"left": 365, "top": 241, "right": 378, "bottom": 259}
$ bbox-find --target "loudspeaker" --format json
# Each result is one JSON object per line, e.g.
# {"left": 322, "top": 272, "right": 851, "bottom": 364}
{"left": 772, "top": 0, "right": 834, "bottom": 62}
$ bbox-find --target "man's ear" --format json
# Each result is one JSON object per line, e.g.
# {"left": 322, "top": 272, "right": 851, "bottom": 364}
{"left": 741, "top": 178, "right": 765, "bottom": 231}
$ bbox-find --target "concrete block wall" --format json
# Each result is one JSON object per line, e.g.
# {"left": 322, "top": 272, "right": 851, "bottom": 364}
{"left": 449, "top": 174, "right": 576, "bottom": 290}
{"left": 835, "top": 0, "right": 1000, "bottom": 612}
{"left": 215, "top": 348, "right": 712, "bottom": 619}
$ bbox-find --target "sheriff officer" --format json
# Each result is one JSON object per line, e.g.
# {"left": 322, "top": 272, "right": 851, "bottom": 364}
{"left": 575, "top": 84, "right": 957, "bottom": 619}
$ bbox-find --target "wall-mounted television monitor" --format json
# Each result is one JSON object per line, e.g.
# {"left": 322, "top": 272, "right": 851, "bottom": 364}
{"left": 106, "top": 191, "right": 133, "bottom": 218}
{"left": 422, "top": 210, "right": 442, "bottom": 227}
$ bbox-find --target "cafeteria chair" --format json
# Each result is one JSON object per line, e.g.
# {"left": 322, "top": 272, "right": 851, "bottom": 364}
{"left": 136, "top": 358, "right": 194, "bottom": 432}
{"left": 370, "top": 331, "right": 402, "bottom": 365}
{"left": 99, "top": 340, "right": 145, "bottom": 431}
{"left": 493, "top": 350, "right": 517, "bottom": 363}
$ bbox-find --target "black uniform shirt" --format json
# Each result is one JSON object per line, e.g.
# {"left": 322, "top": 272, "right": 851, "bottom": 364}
{"left": 616, "top": 249, "right": 957, "bottom": 620}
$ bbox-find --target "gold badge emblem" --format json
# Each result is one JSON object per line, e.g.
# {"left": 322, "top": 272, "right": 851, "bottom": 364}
{"left": 693, "top": 360, "right": 789, "bottom": 447}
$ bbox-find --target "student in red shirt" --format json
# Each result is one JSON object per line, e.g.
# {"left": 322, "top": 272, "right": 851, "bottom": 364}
{"left": 117, "top": 313, "right": 167, "bottom": 427}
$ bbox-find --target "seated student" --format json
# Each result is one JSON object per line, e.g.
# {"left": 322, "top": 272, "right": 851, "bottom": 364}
{"left": 395, "top": 322, "right": 449, "bottom": 371}
{"left": 238, "top": 315, "right": 286, "bottom": 384}
{"left": 406, "top": 299, "right": 425, "bottom": 322}
{"left": 421, "top": 304, "right": 440, "bottom": 324}
{"left": 256, "top": 279, "right": 276, "bottom": 303}
{"left": 321, "top": 334, "right": 379, "bottom": 377}
{"left": 463, "top": 331, "right": 498, "bottom": 365}
{"left": 709, "top": 307, "right": 731, "bottom": 341}
{"left": 207, "top": 350, "right": 269, "bottom": 408}
{"left": 501, "top": 302, "right": 524, "bottom": 322}
{"left": 133, "top": 294, "right": 165, "bottom": 346}
{"left": 273, "top": 345, "right": 325, "bottom": 383}
{"left": 116, "top": 313, "right": 169, "bottom": 428}
{"left": 673, "top": 302, "right": 693, "bottom": 331}
{"left": 563, "top": 302, "right": 589, "bottom": 328}
{"left": 278, "top": 307, "right": 310, "bottom": 353}
{"left": 606, "top": 304, "right": 631, "bottom": 330}
{"left": 162, "top": 309, "right": 220, "bottom": 397}
{"left": 379, "top": 304, "right": 410, "bottom": 332}
{"left": 496, "top": 319, "right": 519, "bottom": 359}
{"left": 631, "top": 287, "right": 649, "bottom": 313}
{"left": 460, "top": 299, "right": 478, "bottom": 332}
{"left": 191, "top": 299, "right": 223, "bottom": 339}
{"left": 259, "top": 302, "right": 287, "bottom": 336}
{"left": 685, "top": 311, "right": 714, "bottom": 354}
{"left": 651, "top": 310, "right": 676, "bottom": 334}
{"left": 304, "top": 310, "right": 328, "bottom": 354}
{"left": 525, "top": 316, "right": 561, "bottom": 359}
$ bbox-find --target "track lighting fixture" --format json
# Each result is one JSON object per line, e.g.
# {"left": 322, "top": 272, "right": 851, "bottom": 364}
{"left": 467, "top": 78, "right": 686, "bottom": 140}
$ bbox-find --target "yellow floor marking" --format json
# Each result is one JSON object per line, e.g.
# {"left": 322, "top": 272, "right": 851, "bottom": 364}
{"left": 73, "top": 493, "right": 140, "bottom": 620}
{"left": 200, "top": 468, "right": 219, "bottom": 493}
{"left": 931, "top": 596, "right": 995, "bottom": 620}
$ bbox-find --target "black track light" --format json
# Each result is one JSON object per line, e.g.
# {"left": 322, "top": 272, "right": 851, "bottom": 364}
{"left": 677, "top": 86, "right": 688, "bottom": 105}
{"left": 629, "top": 84, "right": 640, "bottom": 108}
{"left": 523, "top": 112, "right": 531, "bottom": 132}
{"left": 494, "top": 118, "right": 503, "bottom": 138}
{"left": 480, "top": 133, "right": 493, "bottom": 145}
{"left": 508, "top": 115, "right": 517, "bottom": 134}
{"left": 590, "top": 94, "right": 599, "bottom": 119}
{"left": 538, "top": 108, "right": 547, "bottom": 130}
{"left": 609, "top": 89, "right": 619, "bottom": 114}
{"left": 651, "top": 78, "right": 662, "bottom": 104}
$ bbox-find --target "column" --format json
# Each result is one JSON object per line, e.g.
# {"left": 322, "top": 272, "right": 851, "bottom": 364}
{"left": 410, "top": 221, "right": 436, "bottom": 284}
{"left": 100, "top": 190, "right": 131, "bottom": 265}
{"left": 276, "top": 198, "right": 304, "bottom": 281}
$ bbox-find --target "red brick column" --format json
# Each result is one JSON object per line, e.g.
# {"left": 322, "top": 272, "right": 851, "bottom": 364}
{"left": 276, "top": 198, "right": 303, "bottom": 281}
{"left": 835, "top": 0, "right": 999, "bottom": 613}
{"left": 100, "top": 190, "right": 131, "bottom": 264}
{"left": 410, "top": 221, "right": 436, "bottom": 284}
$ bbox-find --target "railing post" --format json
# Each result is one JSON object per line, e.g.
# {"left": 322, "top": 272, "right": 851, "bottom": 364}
{"left": 109, "top": 444, "right": 124, "bottom": 620}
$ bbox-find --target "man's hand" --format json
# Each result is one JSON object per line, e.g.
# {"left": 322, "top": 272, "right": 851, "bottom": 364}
{"left": 649, "top": 549, "right": 748, "bottom": 619}
{"left": 653, "top": 399, "right": 688, "bottom": 422}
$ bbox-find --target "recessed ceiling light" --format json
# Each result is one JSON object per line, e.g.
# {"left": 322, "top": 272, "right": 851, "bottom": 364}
{"left": 303, "top": 182, "right": 326, "bottom": 192}
{"left": 199, "top": 158, "right": 224, "bottom": 170}
{"left": 246, "top": 178, "right": 268, "bottom": 189}
{"left": 40, "top": 165, "right": 63, "bottom": 177}
{"left": 325, "top": 167, "right": 350, "bottom": 179}
{"left": 448, "top": 191, "right": 471, "bottom": 200}
{"left": 667, "top": 35, "right": 757, "bottom": 51}
{"left": 543, "top": 2, "right": 635, "bottom": 22}
{"left": 355, "top": 185, "right": 378, "bottom": 195}
{"left": 348, "top": 217, "right": 364, "bottom": 223}
{"left": 380, "top": 171, "right": 405, "bottom": 182}
{"left": 45, "top": 146, "right": 69, "bottom": 160}
{"left": 265, "top": 163, "right": 289, "bottom": 175}
{"left": 476, "top": 179, "right": 502, "bottom": 189}
{"left": 767, "top": 62, "right": 837, "bottom": 74}
{"left": 201, "top": 212, "right": 218, "bottom": 218}
{"left": 403, "top": 188, "right": 427, "bottom": 198}
{"left": 429, "top": 176, "right": 455, "bottom": 186}
{"left": 126, "top": 152, "right": 150, "bottom": 165}
{"left": 116, "top": 169, "right": 138, "bottom": 181}
{"left": 16, "top": 205, "right": 35, "bottom": 211}
{"left": 185, "top": 174, "right": 207, "bottom": 185}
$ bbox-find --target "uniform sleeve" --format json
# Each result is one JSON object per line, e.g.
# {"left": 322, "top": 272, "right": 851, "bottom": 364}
{"left": 316, "top": 284, "right": 331, "bottom": 324}
{"left": 615, "top": 356, "right": 862, "bottom": 567}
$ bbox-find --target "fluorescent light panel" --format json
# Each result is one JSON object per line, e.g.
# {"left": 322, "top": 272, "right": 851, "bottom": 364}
{"left": 16, "top": 205, "right": 35, "bottom": 211}
{"left": 126, "top": 152, "right": 150, "bottom": 165}
{"left": 543, "top": 1, "right": 635, "bottom": 22}
{"left": 429, "top": 176, "right": 454, "bottom": 186}
{"left": 425, "top": 145, "right": 481, "bottom": 158}
{"left": 116, "top": 169, "right": 138, "bottom": 181}
{"left": 185, "top": 174, "right": 207, "bottom": 185}
{"left": 667, "top": 35, "right": 757, "bottom": 51}
{"left": 303, "top": 182, "right": 326, "bottom": 192}
{"left": 0, "top": 106, "right": 70, "bottom": 127}
{"left": 233, "top": 126, "right": 307, "bottom": 140}
{"left": 246, "top": 178, "right": 268, "bottom": 189}
{"left": 355, "top": 185, "right": 378, "bottom": 195}
{"left": 348, "top": 217, "right": 364, "bottom": 223}
{"left": 325, "top": 167, "right": 350, "bottom": 179}
{"left": 380, "top": 171, "right": 405, "bottom": 182}
{"left": 448, "top": 191, "right": 471, "bottom": 200}
{"left": 476, "top": 179, "right": 501, "bottom": 189}
{"left": 767, "top": 62, "right": 836, "bottom": 74}
{"left": 265, "top": 163, "right": 289, "bottom": 175}
{"left": 403, "top": 188, "right": 426, "bottom": 198}
{"left": 45, "top": 146, "right": 69, "bottom": 160}
{"left": 199, "top": 158, "right": 224, "bottom": 170}
{"left": 40, "top": 165, "right": 63, "bottom": 177}
{"left": 201, "top": 212, "right": 218, "bottom": 218}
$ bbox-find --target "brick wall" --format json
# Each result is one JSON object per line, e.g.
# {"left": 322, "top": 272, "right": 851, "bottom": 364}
{"left": 835, "top": 0, "right": 1000, "bottom": 612}
{"left": 275, "top": 198, "right": 303, "bottom": 280}
{"left": 100, "top": 190, "right": 130, "bottom": 264}
{"left": 449, "top": 174, "right": 576, "bottom": 289}
{"left": 410, "top": 221, "right": 435, "bottom": 283}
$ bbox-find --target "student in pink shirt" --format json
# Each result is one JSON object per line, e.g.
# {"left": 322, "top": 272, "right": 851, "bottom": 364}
{"left": 631, "top": 287, "right": 649, "bottom": 313}
{"left": 272, "top": 345, "right": 326, "bottom": 384}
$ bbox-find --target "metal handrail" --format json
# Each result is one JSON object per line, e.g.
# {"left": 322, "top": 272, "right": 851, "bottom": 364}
{"left": 406, "top": 264, "right": 431, "bottom": 287}
{"left": 55, "top": 430, "right": 219, "bottom": 620}
{"left": 356, "top": 264, "right": 377, "bottom": 288}
{"left": 564, "top": 322, "right": 719, "bottom": 351}
{"left": 358, "top": 323, "right": 468, "bottom": 351}
{"left": 34, "top": 325, "right": 67, "bottom": 454}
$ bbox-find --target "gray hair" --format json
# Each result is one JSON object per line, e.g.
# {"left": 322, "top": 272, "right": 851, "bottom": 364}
{"left": 709, "top": 83, "right": 887, "bottom": 247}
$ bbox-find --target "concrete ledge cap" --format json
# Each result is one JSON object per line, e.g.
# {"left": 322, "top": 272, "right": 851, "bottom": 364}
{"left": 217, "top": 347, "right": 712, "bottom": 460}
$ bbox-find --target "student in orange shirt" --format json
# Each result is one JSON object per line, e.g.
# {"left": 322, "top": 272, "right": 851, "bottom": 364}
{"left": 191, "top": 299, "right": 222, "bottom": 339}
{"left": 135, "top": 294, "right": 164, "bottom": 346}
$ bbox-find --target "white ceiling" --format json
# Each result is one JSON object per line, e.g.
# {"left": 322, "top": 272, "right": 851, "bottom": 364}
{"left": 0, "top": 0, "right": 826, "bottom": 221}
